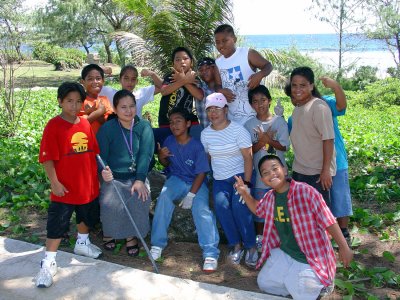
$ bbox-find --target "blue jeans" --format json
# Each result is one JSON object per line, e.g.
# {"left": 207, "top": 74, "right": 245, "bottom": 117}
{"left": 151, "top": 175, "right": 220, "bottom": 259}
{"left": 213, "top": 174, "right": 256, "bottom": 249}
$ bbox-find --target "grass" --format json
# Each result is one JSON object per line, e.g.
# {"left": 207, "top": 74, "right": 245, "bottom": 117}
{"left": 0, "top": 60, "right": 121, "bottom": 88}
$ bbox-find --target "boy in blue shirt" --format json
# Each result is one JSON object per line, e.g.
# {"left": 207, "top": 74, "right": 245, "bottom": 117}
{"left": 150, "top": 108, "right": 220, "bottom": 272}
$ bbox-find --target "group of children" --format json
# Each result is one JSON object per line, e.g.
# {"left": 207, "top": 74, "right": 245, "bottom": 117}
{"left": 35, "top": 23, "right": 354, "bottom": 299}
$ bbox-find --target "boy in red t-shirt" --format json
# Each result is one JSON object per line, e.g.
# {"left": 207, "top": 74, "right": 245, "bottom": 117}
{"left": 79, "top": 64, "right": 113, "bottom": 134}
{"left": 35, "top": 82, "right": 102, "bottom": 288}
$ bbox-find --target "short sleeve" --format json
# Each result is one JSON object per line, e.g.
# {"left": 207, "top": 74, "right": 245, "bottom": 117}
{"left": 200, "top": 130, "right": 209, "bottom": 153}
{"left": 313, "top": 100, "right": 335, "bottom": 140}
{"left": 244, "top": 118, "right": 257, "bottom": 143}
{"left": 193, "top": 141, "right": 210, "bottom": 175}
{"left": 236, "top": 124, "right": 252, "bottom": 149}
{"left": 323, "top": 95, "right": 346, "bottom": 117}
{"left": 273, "top": 117, "right": 290, "bottom": 148}
{"left": 39, "top": 120, "right": 59, "bottom": 163}
{"left": 134, "top": 86, "right": 155, "bottom": 107}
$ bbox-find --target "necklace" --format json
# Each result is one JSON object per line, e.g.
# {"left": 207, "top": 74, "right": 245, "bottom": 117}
{"left": 118, "top": 119, "right": 136, "bottom": 172}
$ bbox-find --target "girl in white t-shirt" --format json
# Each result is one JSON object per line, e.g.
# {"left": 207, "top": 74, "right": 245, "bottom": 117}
{"left": 100, "top": 65, "right": 162, "bottom": 118}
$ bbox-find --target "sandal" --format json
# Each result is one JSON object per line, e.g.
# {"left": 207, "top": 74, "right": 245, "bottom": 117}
{"left": 126, "top": 237, "right": 139, "bottom": 257}
{"left": 103, "top": 238, "right": 116, "bottom": 251}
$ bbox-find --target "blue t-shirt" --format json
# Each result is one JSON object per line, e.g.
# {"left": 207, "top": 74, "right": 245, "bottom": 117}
{"left": 163, "top": 135, "right": 210, "bottom": 183}
{"left": 288, "top": 95, "right": 348, "bottom": 170}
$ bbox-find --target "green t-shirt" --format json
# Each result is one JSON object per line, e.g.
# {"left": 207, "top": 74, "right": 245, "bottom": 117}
{"left": 274, "top": 190, "right": 308, "bottom": 264}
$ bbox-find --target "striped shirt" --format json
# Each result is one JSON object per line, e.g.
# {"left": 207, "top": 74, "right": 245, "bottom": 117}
{"left": 256, "top": 179, "right": 337, "bottom": 286}
{"left": 201, "top": 121, "right": 252, "bottom": 180}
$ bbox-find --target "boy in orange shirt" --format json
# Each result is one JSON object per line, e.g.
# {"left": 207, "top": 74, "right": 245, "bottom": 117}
{"left": 79, "top": 64, "right": 113, "bottom": 134}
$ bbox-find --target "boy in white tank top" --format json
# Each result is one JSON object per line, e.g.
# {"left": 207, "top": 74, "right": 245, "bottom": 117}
{"left": 214, "top": 24, "right": 273, "bottom": 125}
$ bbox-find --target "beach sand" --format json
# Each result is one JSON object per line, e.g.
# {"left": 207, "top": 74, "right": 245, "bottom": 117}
{"left": 305, "top": 50, "right": 397, "bottom": 78}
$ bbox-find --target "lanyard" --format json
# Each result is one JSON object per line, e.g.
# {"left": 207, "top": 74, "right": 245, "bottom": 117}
{"left": 118, "top": 119, "right": 135, "bottom": 159}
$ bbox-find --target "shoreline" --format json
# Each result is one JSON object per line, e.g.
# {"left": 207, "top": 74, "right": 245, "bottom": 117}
{"left": 303, "top": 50, "right": 396, "bottom": 78}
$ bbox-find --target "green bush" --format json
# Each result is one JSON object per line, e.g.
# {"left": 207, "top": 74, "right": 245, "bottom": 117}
{"left": 353, "top": 65, "right": 378, "bottom": 90}
{"left": 32, "top": 42, "right": 86, "bottom": 70}
{"left": 361, "top": 78, "right": 400, "bottom": 106}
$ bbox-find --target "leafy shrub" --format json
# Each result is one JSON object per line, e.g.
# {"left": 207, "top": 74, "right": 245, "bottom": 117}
{"left": 353, "top": 65, "right": 378, "bottom": 90}
{"left": 361, "top": 78, "right": 400, "bottom": 106}
{"left": 273, "top": 47, "right": 333, "bottom": 94}
{"left": 32, "top": 42, "right": 86, "bottom": 70}
{"left": 387, "top": 66, "right": 400, "bottom": 79}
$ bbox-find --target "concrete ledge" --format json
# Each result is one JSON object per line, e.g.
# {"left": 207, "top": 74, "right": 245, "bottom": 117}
{"left": 0, "top": 237, "right": 285, "bottom": 300}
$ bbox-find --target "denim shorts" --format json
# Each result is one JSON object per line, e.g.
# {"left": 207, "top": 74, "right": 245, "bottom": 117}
{"left": 330, "top": 169, "right": 353, "bottom": 218}
{"left": 251, "top": 188, "right": 270, "bottom": 223}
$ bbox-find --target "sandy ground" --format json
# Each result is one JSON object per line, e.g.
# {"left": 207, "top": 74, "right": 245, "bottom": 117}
{"left": 305, "top": 50, "right": 397, "bottom": 77}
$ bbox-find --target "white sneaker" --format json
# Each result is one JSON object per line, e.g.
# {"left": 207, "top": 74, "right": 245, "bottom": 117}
{"left": 150, "top": 246, "right": 162, "bottom": 260}
{"left": 35, "top": 260, "right": 57, "bottom": 288}
{"left": 74, "top": 240, "right": 102, "bottom": 259}
{"left": 203, "top": 257, "right": 218, "bottom": 272}
{"left": 245, "top": 249, "right": 258, "bottom": 268}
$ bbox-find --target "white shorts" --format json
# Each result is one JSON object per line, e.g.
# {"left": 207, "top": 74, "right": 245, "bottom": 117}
{"left": 257, "top": 248, "right": 325, "bottom": 300}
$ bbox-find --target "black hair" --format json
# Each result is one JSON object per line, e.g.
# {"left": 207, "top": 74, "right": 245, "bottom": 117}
{"left": 119, "top": 65, "right": 138, "bottom": 79}
{"left": 57, "top": 82, "right": 86, "bottom": 102}
{"left": 171, "top": 47, "right": 193, "bottom": 62}
{"left": 214, "top": 24, "right": 236, "bottom": 36}
{"left": 168, "top": 107, "right": 191, "bottom": 121}
{"left": 113, "top": 89, "right": 136, "bottom": 108}
{"left": 284, "top": 82, "right": 291, "bottom": 97}
{"left": 258, "top": 154, "right": 284, "bottom": 174}
{"left": 289, "top": 67, "right": 322, "bottom": 98}
{"left": 81, "top": 64, "right": 105, "bottom": 80}
{"left": 248, "top": 85, "right": 272, "bottom": 104}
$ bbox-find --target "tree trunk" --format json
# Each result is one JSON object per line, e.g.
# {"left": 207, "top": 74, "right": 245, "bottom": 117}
{"left": 337, "top": 0, "right": 345, "bottom": 81}
{"left": 115, "top": 41, "right": 126, "bottom": 66}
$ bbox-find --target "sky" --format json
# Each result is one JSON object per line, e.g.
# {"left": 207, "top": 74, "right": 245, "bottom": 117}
{"left": 25, "top": 0, "right": 335, "bottom": 35}
{"left": 232, "top": 0, "right": 335, "bottom": 35}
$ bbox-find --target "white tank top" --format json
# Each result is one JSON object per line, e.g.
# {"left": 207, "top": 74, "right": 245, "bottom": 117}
{"left": 216, "top": 47, "right": 256, "bottom": 125}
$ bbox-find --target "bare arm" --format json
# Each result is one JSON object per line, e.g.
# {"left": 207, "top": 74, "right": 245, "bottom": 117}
{"left": 326, "top": 223, "right": 353, "bottom": 267}
{"left": 43, "top": 160, "right": 68, "bottom": 197}
{"left": 320, "top": 76, "right": 347, "bottom": 111}
{"left": 214, "top": 65, "right": 236, "bottom": 102}
{"left": 318, "top": 139, "right": 334, "bottom": 190}
{"left": 189, "top": 173, "right": 206, "bottom": 194}
{"left": 240, "top": 146, "right": 253, "bottom": 182}
{"left": 247, "top": 49, "right": 273, "bottom": 90}
{"left": 157, "top": 142, "right": 171, "bottom": 167}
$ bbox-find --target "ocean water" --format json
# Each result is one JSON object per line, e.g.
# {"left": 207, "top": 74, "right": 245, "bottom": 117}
{"left": 242, "top": 34, "right": 388, "bottom": 52}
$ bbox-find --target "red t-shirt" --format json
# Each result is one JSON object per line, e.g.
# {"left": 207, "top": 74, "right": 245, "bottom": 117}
{"left": 39, "top": 116, "right": 99, "bottom": 205}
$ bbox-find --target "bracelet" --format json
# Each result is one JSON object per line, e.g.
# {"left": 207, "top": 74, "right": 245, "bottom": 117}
{"left": 243, "top": 181, "right": 253, "bottom": 188}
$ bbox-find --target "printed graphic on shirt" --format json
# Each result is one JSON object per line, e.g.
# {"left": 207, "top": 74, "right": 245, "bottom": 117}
{"left": 220, "top": 66, "right": 249, "bottom": 119}
{"left": 71, "top": 132, "right": 89, "bottom": 153}
{"left": 168, "top": 88, "right": 185, "bottom": 111}
{"left": 251, "top": 123, "right": 277, "bottom": 154}
{"left": 275, "top": 206, "right": 290, "bottom": 223}
{"left": 229, "top": 66, "right": 244, "bottom": 83}
{"left": 185, "top": 159, "right": 194, "bottom": 167}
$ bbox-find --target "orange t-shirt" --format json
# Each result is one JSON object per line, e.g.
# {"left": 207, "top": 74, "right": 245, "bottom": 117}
{"left": 78, "top": 95, "right": 113, "bottom": 134}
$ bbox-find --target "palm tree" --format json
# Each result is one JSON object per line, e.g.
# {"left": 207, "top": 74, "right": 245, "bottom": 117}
{"left": 113, "top": 0, "right": 233, "bottom": 74}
